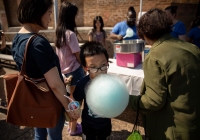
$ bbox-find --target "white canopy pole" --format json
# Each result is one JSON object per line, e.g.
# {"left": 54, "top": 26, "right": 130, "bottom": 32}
{"left": 139, "top": 0, "right": 143, "bottom": 19}
{"left": 53, "top": 0, "right": 58, "bottom": 29}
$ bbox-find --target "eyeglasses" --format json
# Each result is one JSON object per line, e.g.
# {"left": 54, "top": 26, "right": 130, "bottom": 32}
{"left": 127, "top": 16, "right": 136, "bottom": 21}
{"left": 87, "top": 65, "right": 109, "bottom": 73}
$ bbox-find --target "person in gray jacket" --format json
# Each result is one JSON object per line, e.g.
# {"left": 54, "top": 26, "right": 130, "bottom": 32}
{"left": 128, "top": 8, "right": 200, "bottom": 140}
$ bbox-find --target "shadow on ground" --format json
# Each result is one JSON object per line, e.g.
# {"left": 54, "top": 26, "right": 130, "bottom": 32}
{"left": 0, "top": 120, "right": 34, "bottom": 140}
{"left": 0, "top": 104, "right": 144, "bottom": 140}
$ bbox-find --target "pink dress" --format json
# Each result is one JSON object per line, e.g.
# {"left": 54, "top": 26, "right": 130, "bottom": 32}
{"left": 56, "top": 30, "right": 80, "bottom": 74}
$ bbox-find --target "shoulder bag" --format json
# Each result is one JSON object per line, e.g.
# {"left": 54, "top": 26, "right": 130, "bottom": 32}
{"left": 3, "top": 34, "right": 62, "bottom": 128}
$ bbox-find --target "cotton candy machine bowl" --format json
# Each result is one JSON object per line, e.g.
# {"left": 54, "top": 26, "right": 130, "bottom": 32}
{"left": 113, "top": 39, "right": 145, "bottom": 68}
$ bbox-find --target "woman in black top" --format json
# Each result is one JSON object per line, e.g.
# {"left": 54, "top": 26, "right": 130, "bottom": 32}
{"left": 12, "top": 0, "right": 79, "bottom": 139}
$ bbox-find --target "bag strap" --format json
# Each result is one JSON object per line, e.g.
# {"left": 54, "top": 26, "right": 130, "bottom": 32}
{"left": 20, "top": 34, "right": 38, "bottom": 75}
{"left": 132, "top": 96, "right": 141, "bottom": 132}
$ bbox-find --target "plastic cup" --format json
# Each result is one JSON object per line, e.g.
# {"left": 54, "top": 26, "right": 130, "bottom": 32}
{"left": 68, "top": 101, "right": 81, "bottom": 116}
{"left": 68, "top": 101, "right": 80, "bottom": 110}
{"left": 63, "top": 95, "right": 82, "bottom": 120}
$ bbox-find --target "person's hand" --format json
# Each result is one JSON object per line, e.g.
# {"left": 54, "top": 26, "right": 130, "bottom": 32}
{"left": 117, "top": 35, "right": 123, "bottom": 41}
{"left": 63, "top": 75, "right": 73, "bottom": 86}
{"left": 65, "top": 108, "right": 81, "bottom": 121}
{"left": 69, "top": 94, "right": 75, "bottom": 101}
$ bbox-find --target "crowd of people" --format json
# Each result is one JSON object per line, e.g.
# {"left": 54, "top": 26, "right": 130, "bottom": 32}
{"left": 1, "top": 0, "right": 200, "bottom": 139}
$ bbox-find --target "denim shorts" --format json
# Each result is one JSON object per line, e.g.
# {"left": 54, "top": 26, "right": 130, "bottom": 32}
{"left": 64, "top": 65, "right": 84, "bottom": 86}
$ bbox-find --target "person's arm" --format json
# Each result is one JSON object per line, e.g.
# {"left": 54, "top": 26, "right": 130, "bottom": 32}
{"left": 178, "top": 22, "right": 187, "bottom": 41}
{"left": 110, "top": 23, "right": 123, "bottom": 41}
{"left": 88, "top": 30, "right": 93, "bottom": 42}
{"left": 44, "top": 67, "right": 80, "bottom": 119}
{"left": 44, "top": 67, "right": 69, "bottom": 109}
{"left": 128, "top": 56, "right": 168, "bottom": 114}
{"left": 103, "top": 31, "right": 107, "bottom": 48}
{"left": 110, "top": 33, "right": 123, "bottom": 41}
{"left": 74, "top": 51, "right": 81, "bottom": 64}
{"left": 178, "top": 35, "right": 186, "bottom": 41}
{"left": 68, "top": 32, "right": 81, "bottom": 64}
{"left": 88, "top": 35, "right": 93, "bottom": 42}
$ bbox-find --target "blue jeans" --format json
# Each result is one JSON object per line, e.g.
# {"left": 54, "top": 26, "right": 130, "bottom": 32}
{"left": 34, "top": 111, "right": 65, "bottom": 140}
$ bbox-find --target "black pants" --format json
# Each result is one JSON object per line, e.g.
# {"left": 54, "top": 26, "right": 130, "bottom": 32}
{"left": 82, "top": 122, "right": 112, "bottom": 140}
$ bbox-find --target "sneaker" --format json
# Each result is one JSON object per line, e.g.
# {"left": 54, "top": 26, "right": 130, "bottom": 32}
{"left": 70, "top": 123, "right": 82, "bottom": 136}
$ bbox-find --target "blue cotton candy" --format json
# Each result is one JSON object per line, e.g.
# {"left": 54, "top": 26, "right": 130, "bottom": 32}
{"left": 86, "top": 74, "right": 129, "bottom": 118}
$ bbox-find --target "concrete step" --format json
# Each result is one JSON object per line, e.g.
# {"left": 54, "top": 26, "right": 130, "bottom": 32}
{"left": 4, "top": 27, "right": 113, "bottom": 42}
{"left": 3, "top": 27, "right": 114, "bottom": 58}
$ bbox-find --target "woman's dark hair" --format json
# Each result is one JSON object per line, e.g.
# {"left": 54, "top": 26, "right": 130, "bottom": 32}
{"left": 165, "top": 5, "right": 178, "bottom": 16}
{"left": 55, "top": 1, "right": 78, "bottom": 48}
{"left": 17, "top": 0, "right": 53, "bottom": 27}
{"left": 80, "top": 41, "right": 109, "bottom": 67}
{"left": 189, "top": 16, "right": 200, "bottom": 31}
{"left": 93, "top": 16, "right": 104, "bottom": 32}
{"left": 137, "top": 8, "right": 173, "bottom": 40}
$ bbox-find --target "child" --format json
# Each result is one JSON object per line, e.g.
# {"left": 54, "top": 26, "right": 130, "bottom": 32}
{"left": 73, "top": 41, "right": 112, "bottom": 140}
{"left": 88, "top": 16, "right": 107, "bottom": 48}
{"left": 55, "top": 1, "right": 84, "bottom": 136}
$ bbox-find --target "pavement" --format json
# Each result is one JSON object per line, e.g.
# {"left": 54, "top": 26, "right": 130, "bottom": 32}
{"left": 0, "top": 67, "right": 145, "bottom": 140}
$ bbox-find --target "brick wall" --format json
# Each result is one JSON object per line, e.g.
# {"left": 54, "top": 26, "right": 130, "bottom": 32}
{"left": 0, "top": 0, "right": 199, "bottom": 30}
{"left": 172, "top": 3, "right": 199, "bottom": 31}
{"left": 0, "top": 0, "right": 8, "bottom": 31}
{"left": 69, "top": 0, "right": 173, "bottom": 27}
{"left": 0, "top": 0, "right": 199, "bottom": 58}
{"left": 65, "top": 0, "right": 199, "bottom": 30}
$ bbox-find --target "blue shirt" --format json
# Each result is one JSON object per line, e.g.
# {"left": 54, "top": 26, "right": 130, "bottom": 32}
{"left": 111, "top": 21, "right": 139, "bottom": 40}
{"left": 170, "top": 21, "right": 186, "bottom": 38}
{"left": 188, "top": 26, "right": 200, "bottom": 48}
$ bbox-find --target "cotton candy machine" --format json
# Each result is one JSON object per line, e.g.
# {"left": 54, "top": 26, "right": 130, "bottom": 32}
{"left": 113, "top": 39, "right": 145, "bottom": 68}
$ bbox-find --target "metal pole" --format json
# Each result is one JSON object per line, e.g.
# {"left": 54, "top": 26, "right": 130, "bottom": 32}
{"left": 139, "top": 0, "right": 143, "bottom": 18}
{"left": 54, "top": 0, "right": 58, "bottom": 29}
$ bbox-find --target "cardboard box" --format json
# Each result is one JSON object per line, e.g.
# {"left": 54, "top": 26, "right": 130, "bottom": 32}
{"left": 116, "top": 53, "right": 141, "bottom": 68}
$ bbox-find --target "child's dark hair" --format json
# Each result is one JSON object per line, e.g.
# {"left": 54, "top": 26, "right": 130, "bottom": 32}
{"left": 80, "top": 41, "right": 109, "bottom": 67}
{"left": 93, "top": 16, "right": 104, "bottom": 32}
{"left": 55, "top": 1, "right": 78, "bottom": 48}
{"left": 165, "top": 5, "right": 178, "bottom": 16}
{"left": 93, "top": 16, "right": 106, "bottom": 38}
